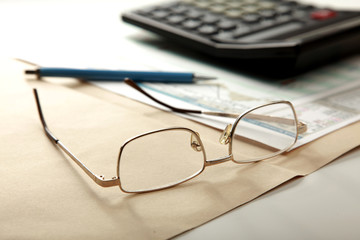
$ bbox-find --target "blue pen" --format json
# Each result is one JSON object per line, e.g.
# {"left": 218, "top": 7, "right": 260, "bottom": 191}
{"left": 25, "top": 67, "right": 215, "bottom": 83}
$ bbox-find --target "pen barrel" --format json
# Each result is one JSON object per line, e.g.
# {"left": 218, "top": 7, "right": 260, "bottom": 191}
{"left": 39, "top": 68, "right": 194, "bottom": 83}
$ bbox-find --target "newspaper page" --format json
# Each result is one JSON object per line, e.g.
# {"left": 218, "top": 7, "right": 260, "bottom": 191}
{"left": 92, "top": 54, "right": 360, "bottom": 149}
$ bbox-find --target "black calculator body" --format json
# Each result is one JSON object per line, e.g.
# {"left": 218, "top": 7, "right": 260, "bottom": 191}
{"left": 122, "top": 0, "right": 360, "bottom": 77}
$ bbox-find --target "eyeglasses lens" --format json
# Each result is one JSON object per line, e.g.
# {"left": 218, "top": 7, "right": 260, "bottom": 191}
{"left": 119, "top": 129, "right": 205, "bottom": 192}
{"left": 232, "top": 102, "right": 298, "bottom": 162}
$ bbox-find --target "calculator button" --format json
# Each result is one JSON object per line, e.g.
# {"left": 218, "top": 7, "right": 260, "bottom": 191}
{"left": 260, "top": 19, "right": 276, "bottom": 27}
{"left": 187, "top": 9, "right": 204, "bottom": 19}
{"left": 225, "top": 9, "right": 245, "bottom": 18}
{"left": 193, "top": 0, "right": 212, "bottom": 8}
{"left": 232, "top": 26, "right": 252, "bottom": 37}
{"left": 151, "top": 10, "right": 170, "bottom": 19}
{"left": 211, "top": 31, "right": 236, "bottom": 42}
{"left": 259, "top": 9, "right": 276, "bottom": 19}
{"left": 197, "top": 25, "right": 219, "bottom": 35}
{"left": 217, "top": 20, "right": 237, "bottom": 30}
{"left": 243, "top": 4, "right": 259, "bottom": 13}
{"left": 311, "top": 9, "right": 337, "bottom": 20}
{"left": 276, "top": 5, "right": 292, "bottom": 15}
{"left": 287, "top": 1, "right": 299, "bottom": 5}
{"left": 167, "top": 14, "right": 186, "bottom": 24}
{"left": 170, "top": 5, "right": 189, "bottom": 14}
{"left": 258, "top": 1, "right": 275, "bottom": 10}
{"left": 243, "top": 0, "right": 258, "bottom": 4}
{"left": 276, "top": 15, "right": 293, "bottom": 23}
{"left": 202, "top": 14, "right": 221, "bottom": 24}
{"left": 182, "top": 19, "right": 202, "bottom": 29}
{"left": 211, "top": 0, "right": 229, "bottom": 3}
{"left": 292, "top": 10, "right": 307, "bottom": 18}
{"left": 241, "top": 13, "right": 261, "bottom": 23}
{"left": 227, "top": 2, "right": 244, "bottom": 8}
{"left": 209, "top": 4, "right": 228, "bottom": 13}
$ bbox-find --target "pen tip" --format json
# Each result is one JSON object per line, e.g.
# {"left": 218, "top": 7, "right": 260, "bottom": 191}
{"left": 25, "top": 70, "right": 36, "bottom": 74}
{"left": 193, "top": 74, "right": 217, "bottom": 81}
{"left": 25, "top": 69, "right": 41, "bottom": 80}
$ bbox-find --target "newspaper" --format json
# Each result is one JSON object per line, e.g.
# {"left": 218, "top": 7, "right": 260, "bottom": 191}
{"left": 92, "top": 54, "right": 360, "bottom": 149}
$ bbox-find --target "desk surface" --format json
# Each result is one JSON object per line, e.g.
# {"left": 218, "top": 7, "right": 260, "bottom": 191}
{"left": 1, "top": 0, "right": 359, "bottom": 239}
{"left": 176, "top": 148, "right": 360, "bottom": 240}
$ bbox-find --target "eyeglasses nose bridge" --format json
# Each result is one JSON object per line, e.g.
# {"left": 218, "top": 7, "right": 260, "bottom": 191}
{"left": 219, "top": 124, "right": 232, "bottom": 145}
{"left": 191, "top": 132, "right": 202, "bottom": 152}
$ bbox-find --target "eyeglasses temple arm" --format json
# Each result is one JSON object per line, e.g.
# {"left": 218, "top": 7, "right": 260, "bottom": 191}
{"left": 124, "top": 78, "right": 201, "bottom": 114}
{"left": 124, "top": 79, "right": 307, "bottom": 134}
{"left": 32, "top": 89, "right": 119, "bottom": 187}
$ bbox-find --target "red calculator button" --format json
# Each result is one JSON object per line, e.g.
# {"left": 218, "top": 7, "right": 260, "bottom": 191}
{"left": 311, "top": 9, "right": 337, "bottom": 20}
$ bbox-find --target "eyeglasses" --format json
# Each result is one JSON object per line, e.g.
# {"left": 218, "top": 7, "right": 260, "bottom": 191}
{"left": 33, "top": 78, "right": 307, "bottom": 193}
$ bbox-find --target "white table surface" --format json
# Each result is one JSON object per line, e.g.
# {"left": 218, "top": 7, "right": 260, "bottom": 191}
{"left": 176, "top": 148, "right": 360, "bottom": 240}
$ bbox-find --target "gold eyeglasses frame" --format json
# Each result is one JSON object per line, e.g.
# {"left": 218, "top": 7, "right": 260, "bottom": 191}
{"left": 33, "top": 78, "right": 307, "bottom": 193}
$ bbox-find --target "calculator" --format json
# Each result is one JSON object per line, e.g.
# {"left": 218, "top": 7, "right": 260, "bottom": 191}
{"left": 122, "top": 0, "right": 360, "bottom": 76}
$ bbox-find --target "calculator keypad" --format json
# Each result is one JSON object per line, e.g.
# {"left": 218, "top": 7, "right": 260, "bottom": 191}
{"left": 136, "top": 0, "right": 337, "bottom": 43}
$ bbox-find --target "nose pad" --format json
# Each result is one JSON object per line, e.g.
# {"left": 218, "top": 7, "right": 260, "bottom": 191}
{"left": 219, "top": 124, "right": 232, "bottom": 145}
{"left": 191, "top": 132, "right": 202, "bottom": 152}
